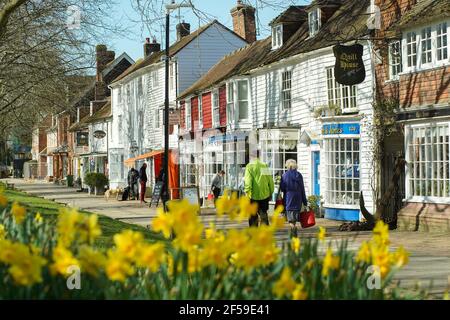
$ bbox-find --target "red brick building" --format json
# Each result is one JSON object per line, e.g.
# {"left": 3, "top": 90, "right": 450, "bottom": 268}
{"left": 374, "top": 0, "right": 450, "bottom": 230}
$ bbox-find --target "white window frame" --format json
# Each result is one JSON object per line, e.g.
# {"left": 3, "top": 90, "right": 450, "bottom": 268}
{"left": 198, "top": 95, "right": 203, "bottom": 129}
{"left": 280, "top": 70, "right": 292, "bottom": 110}
{"left": 326, "top": 67, "right": 358, "bottom": 113}
{"left": 437, "top": 22, "right": 448, "bottom": 62}
{"left": 405, "top": 121, "right": 450, "bottom": 204}
{"left": 405, "top": 31, "right": 418, "bottom": 69}
{"left": 226, "top": 82, "right": 234, "bottom": 124}
{"left": 308, "top": 8, "right": 321, "bottom": 37}
{"left": 323, "top": 135, "right": 361, "bottom": 209}
{"left": 185, "top": 100, "right": 192, "bottom": 131}
{"left": 402, "top": 20, "right": 450, "bottom": 73}
{"left": 212, "top": 89, "right": 220, "bottom": 127}
{"left": 272, "top": 24, "right": 283, "bottom": 50}
{"left": 237, "top": 79, "right": 250, "bottom": 122}
{"left": 420, "top": 26, "right": 433, "bottom": 67}
{"left": 388, "top": 41, "right": 402, "bottom": 80}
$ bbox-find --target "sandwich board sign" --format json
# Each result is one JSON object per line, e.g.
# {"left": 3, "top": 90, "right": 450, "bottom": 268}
{"left": 149, "top": 182, "right": 163, "bottom": 207}
{"left": 181, "top": 186, "right": 200, "bottom": 209}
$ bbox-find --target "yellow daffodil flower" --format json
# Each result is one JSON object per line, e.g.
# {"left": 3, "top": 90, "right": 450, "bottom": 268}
{"left": 113, "top": 230, "right": 144, "bottom": 260}
{"left": 291, "top": 237, "right": 301, "bottom": 254}
{"left": 105, "top": 250, "right": 135, "bottom": 282}
{"left": 373, "top": 220, "right": 390, "bottom": 246}
{"left": 292, "top": 283, "right": 308, "bottom": 300}
{"left": 152, "top": 209, "right": 174, "bottom": 238}
{"left": 34, "top": 212, "right": 43, "bottom": 224}
{"left": 317, "top": 226, "right": 326, "bottom": 241}
{"left": 248, "top": 225, "right": 274, "bottom": 248}
{"left": 356, "top": 241, "right": 371, "bottom": 264}
{"left": 224, "top": 229, "right": 249, "bottom": 252}
{"left": 136, "top": 243, "right": 166, "bottom": 272}
{"left": 273, "top": 267, "right": 297, "bottom": 298}
{"left": 11, "top": 202, "right": 26, "bottom": 224}
{"left": 322, "top": 247, "right": 340, "bottom": 277}
{"left": 0, "top": 224, "right": 5, "bottom": 239}
{"left": 8, "top": 251, "right": 46, "bottom": 286}
{"left": 78, "top": 245, "right": 107, "bottom": 277}
{"left": 50, "top": 245, "right": 79, "bottom": 276}
{"left": 173, "top": 222, "right": 203, "bottom": 252}
{"left": 391, "top": 246, "right": 409, "bottom": 268}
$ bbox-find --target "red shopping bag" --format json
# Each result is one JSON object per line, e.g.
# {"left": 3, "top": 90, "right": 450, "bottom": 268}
{"left": 299, "top": 209, "right": 316, "bottom": 228}
{"left": 208, "top": 193, "right": 214, "bottom": 200}
{"left": 275, "top": 198, "right": 284, "bottom": 211}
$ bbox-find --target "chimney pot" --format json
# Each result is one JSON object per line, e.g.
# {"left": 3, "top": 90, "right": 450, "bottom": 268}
{"left": 144, "top": 37, "right": 160, "bottom": 57}
{"left": 176, "top": 22, "right": 191, "bottom": 41}
{"left": 231, "top": 1, "right": 256, "bottom": 43}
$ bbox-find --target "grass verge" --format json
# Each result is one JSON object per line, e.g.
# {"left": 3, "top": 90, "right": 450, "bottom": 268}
{"left": 1, "top": 185, "right": 163, "bottom": 247}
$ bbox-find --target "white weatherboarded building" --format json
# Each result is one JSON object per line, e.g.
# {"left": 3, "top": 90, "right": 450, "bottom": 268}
{"left": 108, "top": 20, "right": 248, "bottom": 190}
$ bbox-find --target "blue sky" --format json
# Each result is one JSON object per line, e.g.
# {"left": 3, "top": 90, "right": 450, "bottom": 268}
{"left": 108, "top": 0, "right": 311, "bottom": 61}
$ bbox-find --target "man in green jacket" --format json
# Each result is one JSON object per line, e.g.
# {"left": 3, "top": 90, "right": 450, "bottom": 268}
{"left": 244, "top": 156, "right": 274, "bottom": 227}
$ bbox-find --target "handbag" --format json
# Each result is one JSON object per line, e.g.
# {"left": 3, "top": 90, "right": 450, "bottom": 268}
{"left": 299, "top": 207, "right": 316, "bottom": 228}
{"left": 274, "top": 191, "right": 285, "bottom": 215}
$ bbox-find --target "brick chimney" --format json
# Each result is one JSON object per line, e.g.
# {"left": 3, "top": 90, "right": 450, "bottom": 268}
{"left": 144, "top": 37, "right": 161, "bottom": 58}
{"left": 176, "top": 22, "right": 191, "bottom": 41}
{"left": 230, "top": 0, "right": 256, "bottom": 43}
{"left": 96, "top": 44, "right": 115, "bottom": 82}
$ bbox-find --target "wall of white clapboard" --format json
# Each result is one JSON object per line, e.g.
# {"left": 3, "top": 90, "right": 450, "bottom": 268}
{"left": 246, "top": 41, "right": 375, "bottom": 216}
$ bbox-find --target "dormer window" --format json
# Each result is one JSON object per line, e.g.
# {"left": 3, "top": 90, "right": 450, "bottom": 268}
{"left": 272, "top": 24, "right": 283, "bottom": 50}
{"left": 308, "top": 8, "right": 321, "bottom": 37}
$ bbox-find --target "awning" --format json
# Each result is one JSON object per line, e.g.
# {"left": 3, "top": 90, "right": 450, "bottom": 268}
{"left": 124, "top": 150, "right": 164, "bottom": 167}
{"left": 300, "top": 129, "right": 322, "bottom": 145}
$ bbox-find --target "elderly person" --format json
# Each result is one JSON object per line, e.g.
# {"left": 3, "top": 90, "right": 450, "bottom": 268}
{"left": 280, "top": 159, "right": 307, "bottom": 237}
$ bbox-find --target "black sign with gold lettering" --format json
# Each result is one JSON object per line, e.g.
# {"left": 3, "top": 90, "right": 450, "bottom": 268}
{"left": 333, "top": 44, "right": 365, "bottom": 86}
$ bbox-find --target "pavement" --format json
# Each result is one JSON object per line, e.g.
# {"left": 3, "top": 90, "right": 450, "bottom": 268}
{"left": 2, "top": 178, "right": 450, "bottom": 298}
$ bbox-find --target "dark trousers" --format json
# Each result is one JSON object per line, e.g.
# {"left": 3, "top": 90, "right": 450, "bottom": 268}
{"left": 140, "top": 181, "right": 146, "bottom": 202}
{"left": 213, "top": 187, "right": 221, "bottom": 206}
{"left": 249, "top": 197, "right": 270, "bottom": 227}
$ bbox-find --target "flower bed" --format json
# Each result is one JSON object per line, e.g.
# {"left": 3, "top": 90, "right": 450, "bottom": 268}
{"left": 0, "top": 187, "right": 418, "bottom": 299}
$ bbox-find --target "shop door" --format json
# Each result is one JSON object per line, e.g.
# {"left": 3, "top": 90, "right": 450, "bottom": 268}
{"left": 312, "top": 151, "right": 320, "bottom": 196}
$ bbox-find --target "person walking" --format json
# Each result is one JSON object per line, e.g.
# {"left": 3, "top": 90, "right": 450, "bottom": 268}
{"left": 280, "top": 159, "right": 308, "bottom": 238}
{"left": 244, "top": 154, "right": 274, "bottom": 227}
{"left": 139, "top": 163, "right": 148, "bottom": 204}
{"left": 211, "top": 170, "right": 225, "bottom": 205}
{"left": 131, "top": 168, "right": 139, "bottom": 200}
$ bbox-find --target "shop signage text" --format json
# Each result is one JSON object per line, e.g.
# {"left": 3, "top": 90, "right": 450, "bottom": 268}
{"left": 322, "top": 123, "right": 360, "bottom": 136}
{"left": 76, "top": 132, "right": 89, "bottom": 146}
{"left": 333, "top": 44, "right": 366, "bottom": 86}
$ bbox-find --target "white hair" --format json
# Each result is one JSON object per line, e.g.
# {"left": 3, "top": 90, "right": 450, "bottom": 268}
{"left": 285, "top": 159, "right": 297, "bottom": 170}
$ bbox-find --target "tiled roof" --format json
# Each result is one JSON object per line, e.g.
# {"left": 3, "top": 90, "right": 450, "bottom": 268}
{"left": 389, "top": 0, "right": 450, "bottom": 31}
{"left": 68, "top": 100, "right": 111, "bottom": 132}
{"left": 270, "top": 6, "right": 308, "bottom": 26}
{"left": 112, "top": 20, "right": 244, "bottom": 84}
{"left": 179, "top": 0, "right": 370, "bottom": 100}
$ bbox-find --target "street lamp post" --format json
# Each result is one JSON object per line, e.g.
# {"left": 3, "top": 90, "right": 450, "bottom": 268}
{"left": 163, "top": 1, "right": 192, "bottom": 209}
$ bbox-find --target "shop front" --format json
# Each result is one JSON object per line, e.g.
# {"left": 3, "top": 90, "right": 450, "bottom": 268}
{"left": 321, "top": 122, "right": 361, "bottom": 221}
{"left": 202, "top": 131, "right": 224, "bottom": 199}
{"left": 222, "top": 131, "right": 249, "bottom": 194}
{"left": 259, "top": 128, "right": 299, "bottom": 201}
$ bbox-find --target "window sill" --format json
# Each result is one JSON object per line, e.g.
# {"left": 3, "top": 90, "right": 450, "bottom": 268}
{"left": 323, "top": 204, "right": 360, "bottom": 210}
{"left": 384, "top": 78, "right": 399, "bottom": 84}
{"left": 404, "top": 196, "right": 450, "bottom": 204}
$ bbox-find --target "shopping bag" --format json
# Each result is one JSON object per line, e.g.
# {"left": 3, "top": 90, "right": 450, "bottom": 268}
{"left": 207, "top": 193, "right": 214, "bottom": 200}
{"left": 299, "top": 209, "right": 316, "bottom": 228}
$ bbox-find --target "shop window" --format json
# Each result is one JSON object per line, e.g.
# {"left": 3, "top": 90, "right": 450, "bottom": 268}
{"left": 421, "top": 27, "right": 432, "bottom": 65}
{"left": 260, "top": 137, "right": 298, "bottom": 195}
{"left": 272, "top": 24, "right": 283, "bottom": 50}
{"left": 326, "top": 67, "right": 357, "bottom": 113}
{"left": 407, "top": 123, "right": 449, "bottom": 199}
{"left": 406, "top": 31, "right": 417, "bottom": 68}
{"left": 226, "top": 83, "right": 234, "bottom": 124}
{"left": 223, "top": 137, "right": 247, "bottom": 190}
{"left": 437, "top": 22, "right": 448, "bottom": 61}
{"left": 281, "top": 70, "right": 292, "bottom": 110}
{"left": 212, "top": 90, "right": 220, "bottom": 127}
{"left": 237, "top": 80, "right": 249, "bottom": 121}
{"left": 324, "top": 138, "right": 360, "bottom": 206}
{"left": 388, "top": 41, "right": 402, "bottom": 80}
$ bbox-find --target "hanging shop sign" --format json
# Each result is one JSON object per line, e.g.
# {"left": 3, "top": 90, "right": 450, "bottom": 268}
{"left": 76, "top": 132, "right": 89, "bottom": 146}
{"left": 93, "top": 130, "right": 106, "bottom": 139}
{"left": 322, "top": 123, "right": 360, "bottom": 136}
{"left": 333, "top": 44, "right": 365, "bottom": 86}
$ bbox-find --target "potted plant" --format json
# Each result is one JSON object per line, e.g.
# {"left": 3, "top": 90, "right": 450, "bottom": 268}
{"left": 84, "top": 172, "right": 95, "bottom": 194}
{"left": 307, "top": 195, "right": 323, "bottom": 218}
{"left": 93, "top": 173, "right": 108, "bottom": 195}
